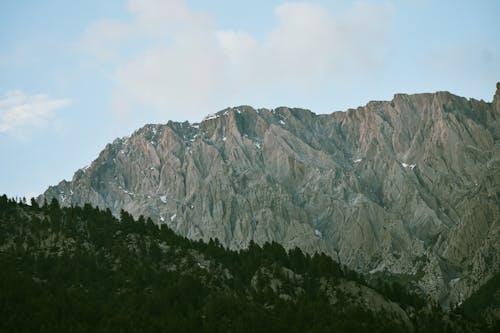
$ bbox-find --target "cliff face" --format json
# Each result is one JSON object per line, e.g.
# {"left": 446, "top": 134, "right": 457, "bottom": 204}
{"left": 42, "top": 85, "right": 500, "bottom": 305}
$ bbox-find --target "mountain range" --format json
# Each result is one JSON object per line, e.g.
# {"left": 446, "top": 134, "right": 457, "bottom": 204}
{"left": 41, "top": 83, "right": 500, "bottom": 307}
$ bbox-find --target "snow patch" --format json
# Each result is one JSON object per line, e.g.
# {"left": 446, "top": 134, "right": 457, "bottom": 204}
{"left": 222, "top": 136, "right": 226, "bottom": 141}
{"left": 159, "top": 195, "right": 167, "bottom": 203}
{"left": 160, "top": 215, "right": 165, "bottom": 222}
{"left": 170, "top": 214, "right": 177, "bottom": 221}
{"left": 401, "top": 162, "right": 416, "bottom": 170}
{"left": 449, "top": 277, "right": 461, "bottom": 287}
{"left": 369, "top": 263, "right": 386, "bottom": 274}
{"left": 314, "top": 229, "right": 322, "bottom": 238}
{"left": 354, "top": 159, "right": 362, "bottom": 163}
{"left": 255, "top": 142, "right": 261, "bottom": 149}
{"left": 203, "top": 114, "right": 219, "bottom": 121}
{"left": 279, "top": 120, "right": 286, "bottom": 125}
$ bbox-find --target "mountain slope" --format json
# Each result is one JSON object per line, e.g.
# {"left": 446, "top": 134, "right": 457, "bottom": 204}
{"left": 0, "top": 196, "right": 488, "bottom": 332}
{"left": 41, "top": 84, "right": 500, "bottom": 305}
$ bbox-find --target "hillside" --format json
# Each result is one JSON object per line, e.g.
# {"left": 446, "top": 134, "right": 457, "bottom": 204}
{"left": 2, "top": 196, "right": 496, "bottom": 332}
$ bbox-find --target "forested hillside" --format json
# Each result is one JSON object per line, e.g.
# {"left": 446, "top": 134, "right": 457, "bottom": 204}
{"left": 0, "top": 195, "right": 496, "bottom": 332}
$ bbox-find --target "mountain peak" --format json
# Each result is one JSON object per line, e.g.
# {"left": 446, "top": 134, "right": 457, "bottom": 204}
{"left": 493, "top": 82, "right": 500, "bottom": 111}
{"left": 40, "top": 86, "right": 500, "bottom": 306}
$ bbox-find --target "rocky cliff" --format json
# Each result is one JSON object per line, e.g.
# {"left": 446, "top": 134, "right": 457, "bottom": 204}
{"left": 41, "top": 84, "right": 500, "bottom": 305}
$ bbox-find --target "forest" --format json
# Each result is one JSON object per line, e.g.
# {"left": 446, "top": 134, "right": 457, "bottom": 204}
{"left": 0, "top": 195, "right": 497, "bottom": 332}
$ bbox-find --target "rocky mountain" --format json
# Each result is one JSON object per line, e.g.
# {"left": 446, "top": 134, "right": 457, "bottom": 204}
{"left": 41, "top": 83, "right": 500, "bottom": 306}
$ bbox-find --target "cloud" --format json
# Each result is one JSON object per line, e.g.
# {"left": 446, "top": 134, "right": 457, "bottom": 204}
{"left": 113, "top": 36, "right": 227, "bottom": 120}
{"left": 0, "top": 90, "right": 69, "bottom": 134}
{"left": 127, "top": 0, "right": 212, "bottom": 36}
{"left": 218, "top": 2, "right": 393, "bottom": 88}
{"left": 80, "top": 0, "right": 393, "bottom": 121}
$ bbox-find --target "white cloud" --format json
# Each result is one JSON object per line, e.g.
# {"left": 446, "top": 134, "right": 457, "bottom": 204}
{"left": 127, "top": 0, "right": 212, "bottom": 36}
{"left": 0, "top": 90, "right": 69, "bottom": 134}
{"left": 113, "top": 35, "right": 227, "bottom": 120}
{"left": 217, "top": 2, "right": 392, "bottom": 88}
{"left": 80, "top": 0, "right": 393, "bottom": 121}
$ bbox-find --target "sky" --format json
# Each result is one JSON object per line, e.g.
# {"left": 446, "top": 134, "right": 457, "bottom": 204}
{"left": 0, "top": 0, "right": 499, "bottom": 199}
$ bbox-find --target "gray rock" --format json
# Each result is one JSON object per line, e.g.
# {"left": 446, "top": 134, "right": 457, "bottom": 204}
{"left": 41, "top": 85, "right": 500, "bottom": 306}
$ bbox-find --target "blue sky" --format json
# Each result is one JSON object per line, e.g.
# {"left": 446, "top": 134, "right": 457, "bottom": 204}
{"left": 1, "top": 0, "right": 499, "bottom": 199}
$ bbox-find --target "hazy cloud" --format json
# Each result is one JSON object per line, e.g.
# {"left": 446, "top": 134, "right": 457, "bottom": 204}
{"left": 127, "top": 0, "right": 212, "bottom": 36}
{"left": 80, "top": 0, "right": 394, "bottom": 121}
{"left": 0, "top": 90, "right": 69, "bottom": 134}
{"left": 218, "top": 2, "right": 393, "bottom": 88}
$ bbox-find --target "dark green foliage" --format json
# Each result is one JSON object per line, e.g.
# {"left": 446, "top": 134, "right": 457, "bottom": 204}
{"left": 455, "top": 271, "right": 500, "bottom": 332}
{"left": 370, "top": 278, "right": 426, "bottom": 310}
{"left": 30, "top": 198, "right": 39, "bottom": 209}
{"left": 0, "top": 197, "right": 493, "bottom": 332}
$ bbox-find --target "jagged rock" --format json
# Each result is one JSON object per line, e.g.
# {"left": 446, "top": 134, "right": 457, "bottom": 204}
{"left": 41, "top": 84, "right": 500, "bottom": 305}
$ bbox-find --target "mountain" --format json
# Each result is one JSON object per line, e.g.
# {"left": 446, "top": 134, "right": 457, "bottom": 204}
{"left": 1, "top": 196, "right": 491, "bottom": 332}
{"left": 41, "top": 83, "right": 500, "bottom": 306}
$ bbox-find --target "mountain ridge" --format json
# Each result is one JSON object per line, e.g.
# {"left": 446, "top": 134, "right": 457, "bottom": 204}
{"left": 41, "top": 84, "right": 500, "bottom": 306}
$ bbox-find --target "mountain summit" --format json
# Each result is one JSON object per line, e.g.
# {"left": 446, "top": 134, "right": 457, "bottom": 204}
{"left": 41, "top": 85, "right": 500, "bottom": 305}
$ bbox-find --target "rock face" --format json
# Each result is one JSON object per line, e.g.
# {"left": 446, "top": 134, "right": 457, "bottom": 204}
{"left": 41, "top": 84, "right": 500, "bottom": 305}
